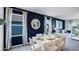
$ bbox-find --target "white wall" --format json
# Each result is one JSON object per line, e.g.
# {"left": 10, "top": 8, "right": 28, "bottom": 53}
{"left": 0, "top": 26, "right": 3, "bottom": 51}
{"left": 0, "top": 7, "right": 4, "bottom": 51}
{"left": 0, "top": 7, "right": 4, "bottom": 19}
{"left": 65, "top": 20, "right": 72, "bottom": 30}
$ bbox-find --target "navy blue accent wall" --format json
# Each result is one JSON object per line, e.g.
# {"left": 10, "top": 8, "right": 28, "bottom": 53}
{"left": 62, "top": 20, "right": 65, "bottom": 29}
{"left": 27, "top": 12, "right": 44, "bottom": 42}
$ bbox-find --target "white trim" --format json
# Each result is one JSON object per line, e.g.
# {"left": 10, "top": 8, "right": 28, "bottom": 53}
{"left": 5, "top": 8, "right": 8, "bottom": 49}
{"left": 11, "top": 44, "right": 24, "bottom": 48}
{"left": 12, "top": 13, "right": 23, "bottom": 17}
{"left": 12, "top": 24, "right": 22, "bottom": 26}
{"left": 9, "top": 8, "right": 12, "bottom": 49}
{"left": 22, "top": 11, "right": 28, "bottom": 45}
{"left": 44, "top": 16, "right": 46, "bottom": 34}
{"left": 5, "top": 8, "right": 12, "bottom": 49}
{"left": 12, "top": 35, "right": 22, "bottom": 37}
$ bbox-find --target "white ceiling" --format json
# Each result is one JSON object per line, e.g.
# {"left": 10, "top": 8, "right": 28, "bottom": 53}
{"left": 19, "top": 7, "right": 79, "bottom": 20}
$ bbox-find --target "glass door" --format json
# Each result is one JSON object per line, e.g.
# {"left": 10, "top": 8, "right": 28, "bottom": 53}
{"left": 5, "top": 8, "right": 27, "bottom": 50}
{"left": 11, "top": 9, "right": 23, "bottom": 47}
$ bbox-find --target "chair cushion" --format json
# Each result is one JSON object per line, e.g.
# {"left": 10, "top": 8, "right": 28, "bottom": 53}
{"left": 45, "top": 45, "right": 58, "bottom": 51}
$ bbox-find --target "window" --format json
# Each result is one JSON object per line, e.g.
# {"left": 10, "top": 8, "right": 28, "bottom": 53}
{"left": 56, "top": 20, "right": 63, "bottom": 29}
{"left": 12, "top": 13, "right": 23, "bottom": 36}
{"left": 60, "top": 21, "right": 63, "bottom": 29}
{"left": 56, "top": 20, "right": 60, "bottom": 29}
{"left": 12, "top": 26, "right": 22, "bottom": 35}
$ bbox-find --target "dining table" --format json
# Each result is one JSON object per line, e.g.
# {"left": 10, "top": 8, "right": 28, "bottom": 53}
{"left": 34, "top": 38, "right": 53, "bottom": 51}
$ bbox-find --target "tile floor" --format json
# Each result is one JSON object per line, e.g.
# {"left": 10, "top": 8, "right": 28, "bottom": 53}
{"left": 9, "top": 45, "right": 32, "bottom": 51}
{"left": 9, "top": 33, "right": 79, "bottom": 51}
{"left": 64, "top": 33, "right": 79, "bottom": 51}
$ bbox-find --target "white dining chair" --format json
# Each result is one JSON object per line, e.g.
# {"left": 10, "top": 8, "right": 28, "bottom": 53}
{"left": 29, "top": 37, "right": 42, "bottom": 51}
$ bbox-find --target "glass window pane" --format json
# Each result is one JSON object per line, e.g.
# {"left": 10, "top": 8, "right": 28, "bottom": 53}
{"left": 12, "top": 9, "right": 23, "bottom": 15}
{"left": 60, "top": 21, "right": 63, "bottom": 29}
{"left": 12, "top": 14, "right": 22, "bottom": 22}
{"left": 12, "top": 26, "right": 22, "bottom": 35}
{"left": 12, "top": 21, "right": 22, "bottom": 25}
{"left": 56, "top": 20, "right": 60, "bottom": 29}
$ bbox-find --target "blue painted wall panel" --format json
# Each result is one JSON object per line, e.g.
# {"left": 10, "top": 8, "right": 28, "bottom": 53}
{"left": 27, "top": 12, "right": 44, "bottom": 42}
